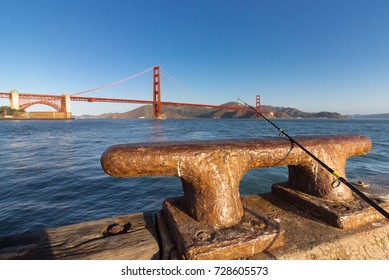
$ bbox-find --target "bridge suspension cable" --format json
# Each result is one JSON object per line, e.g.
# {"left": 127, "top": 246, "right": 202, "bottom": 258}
{"left": 72, "top": 67, "right": 154, "bottom": 96}
{"left": 160, "top": 67, "right": 213, "bottom": 105}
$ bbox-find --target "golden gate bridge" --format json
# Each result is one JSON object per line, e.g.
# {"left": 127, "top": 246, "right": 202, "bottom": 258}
{"left": 0, "top": 66, "right": 261, "bottom": 119}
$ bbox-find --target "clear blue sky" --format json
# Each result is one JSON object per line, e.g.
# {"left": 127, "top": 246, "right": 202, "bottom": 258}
{"left": 1, "top": 0, "right": 388, "bottom": 115}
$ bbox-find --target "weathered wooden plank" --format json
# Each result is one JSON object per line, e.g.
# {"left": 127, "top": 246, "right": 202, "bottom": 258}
{"left": 0, "top": 211, "right": 159, "bottom": 260}
{"left": 155, "top": 211, "right": 177, "bottom": 260}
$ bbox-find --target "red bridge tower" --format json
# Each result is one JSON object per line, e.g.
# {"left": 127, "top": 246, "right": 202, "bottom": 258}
{"left": 255, "top": 94, "right": 261, "bottom": 118}
{"left": 153, "top": 66, "right": 162, "bottom": 119}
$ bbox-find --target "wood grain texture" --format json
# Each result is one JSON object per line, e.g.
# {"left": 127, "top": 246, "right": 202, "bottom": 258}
{"left": 0, "top": 212, "right": 159, "bottom": 260}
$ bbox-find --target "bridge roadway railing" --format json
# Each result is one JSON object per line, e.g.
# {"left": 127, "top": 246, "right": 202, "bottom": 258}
{"left": 101, "top": 135, "right": 372, "bottom": 228}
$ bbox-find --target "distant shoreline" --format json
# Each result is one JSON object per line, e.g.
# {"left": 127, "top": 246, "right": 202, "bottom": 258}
{"left": 0, "top": 117, "right": 74, "bottom": 121}
{"left": 75, "top": 102, "right": 352, "bottom": 119}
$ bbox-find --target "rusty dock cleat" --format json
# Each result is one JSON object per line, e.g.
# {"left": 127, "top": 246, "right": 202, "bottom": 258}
{"left": 101, "top": 135, "right": 388, "bottom": 259}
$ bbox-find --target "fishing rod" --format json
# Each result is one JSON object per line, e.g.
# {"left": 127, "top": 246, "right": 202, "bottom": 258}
{"left": 238, "top": 98, "right": 389, "bottom": 220}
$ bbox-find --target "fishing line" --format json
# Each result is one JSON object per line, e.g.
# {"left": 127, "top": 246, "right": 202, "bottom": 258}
{"left": 238, "top": 98, "right": 389, "bottom": 220}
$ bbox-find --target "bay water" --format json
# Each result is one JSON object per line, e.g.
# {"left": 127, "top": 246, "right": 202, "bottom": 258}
{"left": 0, "top": 118, "right": 388, "bottom": 237}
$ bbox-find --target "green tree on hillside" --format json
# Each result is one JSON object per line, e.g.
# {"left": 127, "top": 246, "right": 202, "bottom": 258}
{"left": 0, "top": 106, "right": 26, "bottom": 117}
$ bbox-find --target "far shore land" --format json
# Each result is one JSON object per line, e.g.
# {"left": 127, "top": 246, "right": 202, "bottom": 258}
{"left": 2, "top": 104, "right": 388, "bottom": 120}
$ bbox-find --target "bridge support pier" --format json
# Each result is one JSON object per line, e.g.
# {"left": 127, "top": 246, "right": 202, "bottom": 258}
{"left": 61, "top": 94, "right": 72, "bottom": 118}
{"left": 9, "top": 90, "right": 20, "bottom": 110}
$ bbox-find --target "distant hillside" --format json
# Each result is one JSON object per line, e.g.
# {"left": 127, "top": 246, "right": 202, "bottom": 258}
{"left": 267, "top": 106, "right": 345, "bottom": 119}
{"left": 353, "top": 113, "right": 389, "bottom": 119}
{"left": 77, "top": 102, "right": 348, "bottom": 119}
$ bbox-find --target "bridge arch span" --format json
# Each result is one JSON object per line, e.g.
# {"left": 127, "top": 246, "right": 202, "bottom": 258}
{"left": 20, "top": 101, "right": 62, "bottom": 112}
